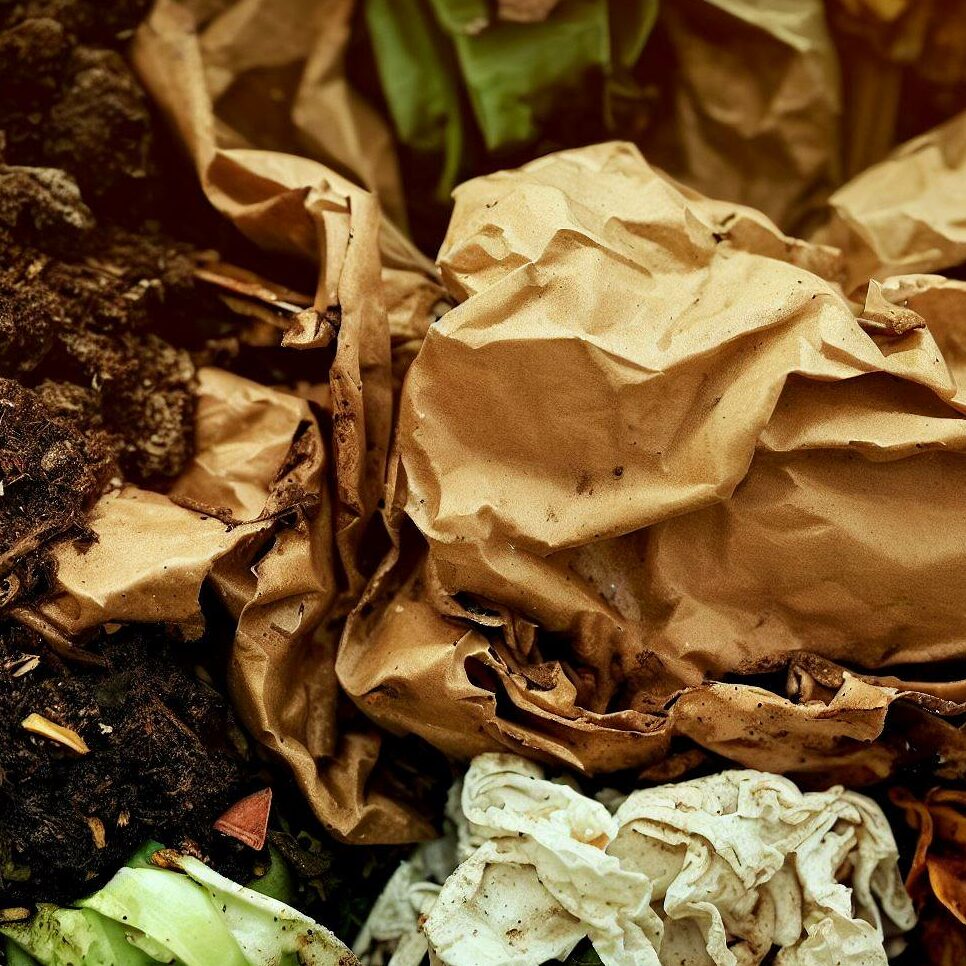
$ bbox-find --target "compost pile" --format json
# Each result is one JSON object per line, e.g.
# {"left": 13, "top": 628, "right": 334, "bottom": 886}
{"left": 0, "top": 622, "right": 245, "bottom": 906}
{"left": 1, "top": 0, "right": 966, "bottom": 965}
{"left": 0, "top": 0, "right": 213, "bottom": 602}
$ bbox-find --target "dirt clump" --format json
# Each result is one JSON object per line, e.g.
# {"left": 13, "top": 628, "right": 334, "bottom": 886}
{"left": 0, "top": 621, "right": 250, "bottom": 906}
{"left": 0, "top": 0, "right": 154, "bottom": 212}
{"left": 0, "top": 225, "right": 198, "bottom": 487}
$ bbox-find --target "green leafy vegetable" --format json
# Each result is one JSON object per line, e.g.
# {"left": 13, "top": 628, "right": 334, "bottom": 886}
{"left": 4, "top": 938, "right": 40, "bottom": 966}
{"left": 442, "top": 0, "right": 612, "bottom": 150}
{"left": 82, "top": 865, "right": 250, "bottom": 966}
{"left": 1, "top": 849, "right": 356, "bottom": 966}
{"left": 247, "top": 846, "right": 297, "bottom": 906}
{"left": 364, "top": 0, "right": 464, "bottom": 194}
{"left": 1, "top": 906, "right": 154, "bottom": 966}
{"left": 364, "top": 0, "right": 659, "bottom": 192}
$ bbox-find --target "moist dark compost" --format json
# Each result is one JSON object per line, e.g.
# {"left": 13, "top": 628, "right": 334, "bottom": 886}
{"left": 0, "top": 621, "right": 249, "bottom": 907}
{"left": 0, "top": 0, "right": 257, "bottom": 594}
{"left": 0, "top": 378, "right": 111, "bottom": 602}
{"left": 0, "top": 0, "right": 294, "bottom": 910}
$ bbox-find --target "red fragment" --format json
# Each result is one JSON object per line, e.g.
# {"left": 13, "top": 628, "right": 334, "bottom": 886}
{"left": 213, "top": 787, "right": 272, "bottom": 850}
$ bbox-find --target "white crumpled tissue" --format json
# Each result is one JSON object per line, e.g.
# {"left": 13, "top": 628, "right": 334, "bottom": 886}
{"left": 354, "top": 754, "right": 915, "bottom": 966}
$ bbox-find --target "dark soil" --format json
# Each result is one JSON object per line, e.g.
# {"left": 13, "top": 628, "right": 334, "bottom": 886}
{"left": 0, "top": 224, "right": 199, "bottom": 483}
{"left": 0, "top": 0, "right": 154, "bottom": 213}
{"left": 0, "top": 0, "right": 226, "bottom": 589}
{"left": 0, "top": 621, "right": 251, "bottom": 906}
{"left": 0, "top": 378, "right": 113, "bottom": 601}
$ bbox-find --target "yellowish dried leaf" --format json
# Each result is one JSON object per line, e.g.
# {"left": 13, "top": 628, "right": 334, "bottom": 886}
{"left": 21, "top": 713, "right": 90, "bottom": 754}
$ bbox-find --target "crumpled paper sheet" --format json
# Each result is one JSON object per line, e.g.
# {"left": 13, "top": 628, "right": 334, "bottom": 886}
{"left": 356, "top": 753, "right": 915, "bottom": 966}
{"left": 36, "top": 368, "right": 283, "bottom": 638}
{"left": 879, "top": 275, "right": 966, "bottom": 393}
{"left": 33, "top": 367, "right": 433, "bottom": 841}
{"left": 122, "top": 0, "right": 447, "bottom": 840}
{"left": 133, "top": 0, "right": 444, "bottom": 605}
{"left": 338, "top": 140, "right": 966, "bottom": 789}
{"left": 641, "top": 0, "right": 842, "bottom": 233}
{"left": 890, "top": 786, "right": 966, "bottom": 964}
{"left": 815, "top": 110, "right": 966, "bottom": 291}
{"left": 181, "top": 0, "right": 406, "bottom": 229}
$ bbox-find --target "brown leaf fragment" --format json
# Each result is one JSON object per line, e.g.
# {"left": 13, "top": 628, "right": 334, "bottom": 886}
{"left": 0, "top": 908, "right": 31, "bottom": 923}
{"left": 928, "top": 856, "right": 966, "bottom": 926}
{"left": 213, "top": 787, "right": 272, "bottom": 851}
{"left": 890, "top": 786, "right": 934, "bottom": 894}
{"left": 931, "top": 804, "right": 966, "bottom": 849}
{"left": 21, "top": 712, "right": 89, "bottom": 754}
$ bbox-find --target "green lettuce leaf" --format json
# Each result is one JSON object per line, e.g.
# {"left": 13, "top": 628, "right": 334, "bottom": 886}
{"left": 364, "top": 0, "right": 659, "bottom": 191}
{"left": 5, "top": 938, "right": 40, "bottom": 966}
{"left": 438, "top": 0, "right": 612, "bottom": 150}
{"left": 364, "top": 0, "right": 464, "bottom": 194}
{"left": 2, "top": 849, "right": 356, "bottom": 966}
{"left": 1, "top": 906, "right": 154, "bottom": 966}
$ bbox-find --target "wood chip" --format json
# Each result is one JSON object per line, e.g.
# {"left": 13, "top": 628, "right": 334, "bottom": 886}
{"left": 213, "top": 787, "right": 272, "bottom": 850}
{"left": 194, "top": 262, "right": 311, "bottom": 312}
{"left": 86, "top": 816, "right": 106, "bottom": 849}
{"left": 21, "top": 712, "right": 90, "bottom": 754}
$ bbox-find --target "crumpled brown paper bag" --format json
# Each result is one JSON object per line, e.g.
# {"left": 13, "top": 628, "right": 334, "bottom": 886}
{"left": 35, "top": 369, "right": 296, "bottom": 633}
{"left": 816, "top": 110, "right": 966, "bottom": 290}
{"left": 641, "top": 0, "right": 842, "bottom": 234}
{"left": 133, "top": 0, "right": 447, "bottom": 593}
{"left": 338, "top": 141, "right": 966, "bottom": 791}
{"left": 30, "top": 366, "right": 433, "bottom": 841}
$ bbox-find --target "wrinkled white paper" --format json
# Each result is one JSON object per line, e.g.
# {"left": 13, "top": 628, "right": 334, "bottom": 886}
{"left": 356, "top": 755, "right": 915, "bottom": 966}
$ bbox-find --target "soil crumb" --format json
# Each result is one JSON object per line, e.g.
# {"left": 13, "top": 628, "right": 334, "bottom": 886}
{"left": 0, "top": 621, "right": 249, "bottom": 906}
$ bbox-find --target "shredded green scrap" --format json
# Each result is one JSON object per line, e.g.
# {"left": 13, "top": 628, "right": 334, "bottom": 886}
{"left": 1, "top": 847, "right": 357, "bottom": 966}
